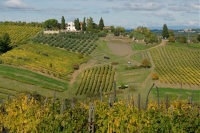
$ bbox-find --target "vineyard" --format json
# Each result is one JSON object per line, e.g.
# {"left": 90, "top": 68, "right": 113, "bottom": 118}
{"left": 150, "top": 47, "right": 200, "bottom": 85}
{"left": 32, "top": 32, "right": 99, "bottom": 55}
{"left": 0, "top": 25, "right": 42, "bottom": 45}
{"left": 0, "top": 43, "right": 89, "bottom": 80}
{"left": 0, "top": 94, "right": 200, "bottom": 132}
{"left": 76, "top": 65, "right": 115, "bottom": 95}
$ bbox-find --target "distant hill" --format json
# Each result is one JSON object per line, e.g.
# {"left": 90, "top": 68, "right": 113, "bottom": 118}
{"left": 148, "top": 25, "right": 200, "bottom": 30}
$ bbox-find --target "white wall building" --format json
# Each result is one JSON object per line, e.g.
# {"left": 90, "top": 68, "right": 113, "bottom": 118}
{"left": 66, "top": 22, "right": 76, "bottom": 31}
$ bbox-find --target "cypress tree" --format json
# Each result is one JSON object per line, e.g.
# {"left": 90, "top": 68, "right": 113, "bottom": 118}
{"left": 99, "top": 17, "right": 104, "bottom": 30}
{"left": 162, "top": 24, "right": 169, "bottom": 38}
{"left": 74, "top": 18, "right": 80, "bottom": 30}
{"left": 82, "top": 17, "right": 86, "bottom": 31}
{"left": 61, "top": 16, "right": 65, "bottom": 29}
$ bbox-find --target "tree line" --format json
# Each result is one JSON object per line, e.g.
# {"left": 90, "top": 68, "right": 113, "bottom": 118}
{"left": 0, "top": 21, "right": 43, "bottom": 27}
{"left": 162, "top": 24, "right": 200, "bottom": 43}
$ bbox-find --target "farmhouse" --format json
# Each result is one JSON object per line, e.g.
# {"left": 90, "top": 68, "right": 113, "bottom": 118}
{"left": 66, "top": 21, "right": 83, "bottom": 31}
{"left": 66, "top": 22, "right": 76, "bottom": 31}
{"left": 103, "top": 26, "right": 111, "bottom": 32}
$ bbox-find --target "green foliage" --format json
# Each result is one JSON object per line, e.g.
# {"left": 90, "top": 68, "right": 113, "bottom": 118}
{"left": 98, "top": 17, "right": 104, "bottom": 30}
{"left": 168, "top": 36, "right": 176, "bottom": 42}
{"left": 110, "top": 26, "right": 115, "bottom": 32}
{"left": 43, "top": 19, "right": 58, "bottom": 30}
{"left": 178, "top": 36, "right": 187, "bottom": 43}
{"left": 74, "top": 18, "right": 80, "bottom": 30}
{"left": 97, "top": 31, "right": 107, "bottom": 37}
{"left": 1, "top": 94, "right": 200, "bottom": 133}
{"left": 168, "top": 29, "right": 175, "bottom": 36}
{"left": 114, "top": 26, "right": 125, "bottom": 36}
{"left": 0, "top": 33, "right": 11, "bottom": 53}
{"left": 162, "top": 24, "right": 169, "bottom": 38}
{"left": 73, "top": 63, "right": 79, "bottom": 70}
{"left": 86, "top": 17, "right": 94, "bottom": 31}
{"left": 196, "top": 34, "right": 200, "bottom": 42}
{"left": 61, "top": 16, "right": 65, "bottom": 29}
{"left": 82, "top": 17, "right": 86, "bottom": 31}
{"left": 141, "top": 58, "right": 150, "bottom": 68}
{"left": 131, "top": 26, "right": 158, "bottom": 43}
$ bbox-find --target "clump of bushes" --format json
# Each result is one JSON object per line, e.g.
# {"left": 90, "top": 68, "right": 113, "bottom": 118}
{"left": 141, "top": 58, "right": 150, "bottom": 68}
{"left": 111, "top": 62, "right": 119, "bottom": 65}
{"left": 73, "top": 63, "right": 79, "bottom": 70}
{"left": 151, "top": 72, "right": 159, "bottom": 80}
{"left": 168, "top": 36, "right": 175, "bottom": 42}
{"left": 78, "top": 53, "right": 83, "bottom": 59}
{"left": 124, "top": 65, "right": 139, "bottom": 70}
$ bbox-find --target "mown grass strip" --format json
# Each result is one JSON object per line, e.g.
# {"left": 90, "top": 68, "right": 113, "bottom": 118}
{"left": 0, "top": 65, "right": 67, "bottom": 91}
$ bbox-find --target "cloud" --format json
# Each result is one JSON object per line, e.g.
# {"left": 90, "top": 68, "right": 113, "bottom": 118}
{"left": 111, "top": 2, "right": 165, "bottom": 12}
{"left": 151, "top": 12, "right": 175, "bottom": 21}
{"left": 168, "top": 2, "right": 200, "bottom": 12}
{"left": 3, "top": 0, "right": 34, "bottom": 9}
{"left": 101, "top": 10, "right": 109, "bottom": 13}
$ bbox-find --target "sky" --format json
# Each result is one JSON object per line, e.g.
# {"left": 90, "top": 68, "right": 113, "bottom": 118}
{"left": 0, "top": 0, "right": 199, "bottom": 29}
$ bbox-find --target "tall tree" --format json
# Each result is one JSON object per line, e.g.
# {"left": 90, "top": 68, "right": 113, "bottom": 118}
{"left": 82, "top": 17, "right": 86, "bottom": 31}
{"left": 162, "top": 24, "right": 169, "bottom": 38}
{"left": 86, "top": 17, "right": 93, "bottom": 31}
{"left": 0, "top": 33, "right": 11, "bottom": 53}
{"left": 43, "top": 19, "right": 58, "bottom": 30}
{"left": 99, "top": 17, "right": 104, "bottom": 30}
{"left": 74, "top": 18, "right": 80, "bottom": 30}
{"left": 114, "top": 26, "right": 125, "bottom": 36}
{"left": 61, "top": 16, "right": 65, "bottom": 29}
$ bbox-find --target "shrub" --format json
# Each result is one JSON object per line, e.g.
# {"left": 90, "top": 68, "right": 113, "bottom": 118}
{"left": 151, "top": 72, "right": 159, "bottom": 80}
{"left": 168, "top": 36, "right": 175, "bottom": 42}
{"left": 141, "top": 58, "right": 150, "bottom": 68}
{"left": 78, "top": 53, "right": 83, "bottom": 59}
{"left": 178, "top": 36, "right": 187, "bottom": 43}
{"left": 111, "top": 62, "right": 119, "bottom": 65}
{"left": 73, "top": 63, "right": 79, "bottom": 70}
{"left": 196, "top": 34, "right": 200, "bottom": 42}
{"left": 0, "top": 59, "right": 2, "bottom": 64}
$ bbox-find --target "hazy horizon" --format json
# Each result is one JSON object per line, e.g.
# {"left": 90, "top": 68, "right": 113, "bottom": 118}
{"left": 0, "top": 0, "right": 199, "bottom": 29}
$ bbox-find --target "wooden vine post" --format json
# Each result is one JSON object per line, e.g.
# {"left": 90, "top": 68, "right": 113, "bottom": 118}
{"left": 156, "top": 86, "right": 160, "bottom": 109}
{"left": 145, "top": 83, "right": 155, "bottom": 110}
{"left": 113, "top": 80, "right": 116, "bottom": 103}
{"left": 88, "top": 103, "right": 95, "bottom": 133}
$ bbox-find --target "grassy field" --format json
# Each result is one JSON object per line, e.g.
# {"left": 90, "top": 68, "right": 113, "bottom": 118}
{"left": 151, "top": 87, "right": 200, "bottom": 102}
{"left": 167, "top": 41, "right": 200, "bottom": 49}
{"left": 132, "top": 42, "right": 158, "bottom": 50}
{"left": 0, "top": 43, "right": 89, "bottom": 80}
{"left": 0, "top": 65, "right": 69, "bottom": 99}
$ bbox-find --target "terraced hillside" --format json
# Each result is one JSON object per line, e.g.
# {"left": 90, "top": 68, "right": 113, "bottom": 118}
{"left": 150, "top": 47, "right": 200, "bottom": 85}
{"left": 0, "top": 43, "right": 89, "bottom": 80}
{"left": 0, "top": 24, "right": 42, "bottom": 45}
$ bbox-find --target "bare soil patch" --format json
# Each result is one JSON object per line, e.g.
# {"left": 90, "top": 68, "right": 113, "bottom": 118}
{"left": 107, "top": 42, "right": 133, "bottom": 56}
